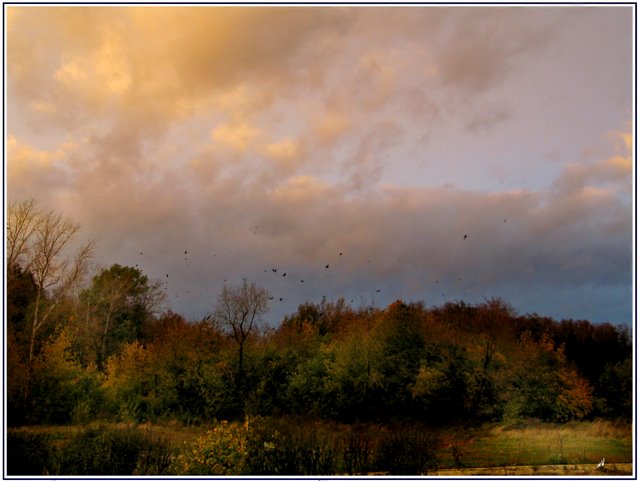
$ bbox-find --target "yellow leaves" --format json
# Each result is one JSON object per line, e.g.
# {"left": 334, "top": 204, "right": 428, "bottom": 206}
{"left": 102, "top": 341, "right": 150, "bottom": 392}
{"left": 181, "top": 420, "right": 249, "bottom": 475}
{"left": 411, "top": 363, "right": 447, "bottom": 399}
{"left": 37, "top": 327, "right": 81, "bottom": 376}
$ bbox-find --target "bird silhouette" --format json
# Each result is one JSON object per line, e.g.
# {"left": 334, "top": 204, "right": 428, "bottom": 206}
{"left": 282, "top": 273, "right": 286, "bottom": 277}
{"left": 325, "top": 264, "right": 329, "bottom": 269}
{"left": 185, "top": 250, "right": 188, "bottom": 255}
{"left": 376, "top": 289, "right": 381, "bottom": 293}
{"left": 463, "top": 234, "right": 468, "bottom": 239}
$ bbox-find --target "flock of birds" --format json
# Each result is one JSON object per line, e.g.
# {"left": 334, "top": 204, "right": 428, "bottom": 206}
{"left": 133, "top": 218, "right": 511, "bottom": 314}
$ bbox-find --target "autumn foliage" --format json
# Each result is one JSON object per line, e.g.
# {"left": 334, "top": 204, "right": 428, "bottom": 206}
{"left": 6, "top": 203, "right": 632, "bottom": 428}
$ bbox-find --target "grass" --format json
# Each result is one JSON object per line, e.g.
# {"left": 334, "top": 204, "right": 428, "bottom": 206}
{"left": 8, "top": 418, "right": 633, "bottom": 475}
{"left": 438, "top": 419, "right": 633, "bottom": 469}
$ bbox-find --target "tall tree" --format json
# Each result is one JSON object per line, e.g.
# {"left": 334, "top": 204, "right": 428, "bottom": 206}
{"left": 7, "top": 199, "right": 94, "bottom": 363}
{"left": 214, "top": 279, "right": 269, "bottom": 376}
{"left": 77, "top": 264, "right": 167, "bottom": 368}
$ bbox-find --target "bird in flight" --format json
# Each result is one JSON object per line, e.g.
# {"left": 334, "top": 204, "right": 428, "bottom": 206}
{"left": 463, "top": 234, "right": 468, "bottom": 239}
{"left": 325, "top": 264, "right": 330, "bottom": 269}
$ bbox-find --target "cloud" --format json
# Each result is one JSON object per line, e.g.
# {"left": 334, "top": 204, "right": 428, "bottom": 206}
{"left": 434, "top": 8, "right": 558, "bottom": 94}
{"left": 261, "top": 138, "right": 305, "bottom": 176}
{"left": 312, "top": 110, "right": 352, "bottom": 145}
{"left": 211, "top": 121, "right": 264, "bottom": 153}
{"left": 552, "top": 130, "right": 632, "bottom": 195}
{"left": 465, "top": 102, "right": 511, "bottom": 133}
{"left": 7, "top": 135, "right": 79, "bottom": 200}
{"left": 6, "top": 6, "right": 632, "bottom": 325}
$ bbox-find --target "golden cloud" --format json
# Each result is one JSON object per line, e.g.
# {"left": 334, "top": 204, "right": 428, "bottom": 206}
{"left": 211, "top": 121, "right": 264, "bottom": 153}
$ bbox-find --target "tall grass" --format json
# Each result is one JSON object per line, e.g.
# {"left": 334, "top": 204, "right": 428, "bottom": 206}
{"left": 7, "top": 425, "right": 173, "bottom": 475}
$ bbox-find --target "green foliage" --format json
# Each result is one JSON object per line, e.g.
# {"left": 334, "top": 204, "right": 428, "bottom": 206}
{"left": 77, "top": 264, "right": 165, "bottom": 369}
{"left": 286, "top": 345, "right": 333, "bottom": 418}
{"left": 243, "top": 347, "right": 299, "bottom": 416}
{"left": 374, "top": 301, "right": 427, "bottom": 418}
{"left": 26, "top": 329, "right": 104, "bottom": 425}
{"left": 594, "top": 358, "right": 633, "bottom": 420}
{"left": 412, "top": 342, "right": 472, "bottom": 424}
{"left": 322, "top": 331, "right": 381, "bottom": 422}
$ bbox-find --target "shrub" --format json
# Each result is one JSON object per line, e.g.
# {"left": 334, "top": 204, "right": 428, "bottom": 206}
{"left": 246, "top": 417, "right": 337, "bottom": 475}
{"left": 6, "top": 430, "right": 55, "bottom": 475}
{"left": 373, "top": 424, "right": 440, "bottom": 474}
{"left": 177, "top": 419, "right": 249, "bottom": 475}
{"left": 340, "top": 423, "right": 374, "bottom": 474}
{"left": 55, "top": 426, "right": 172, "bottom": 475}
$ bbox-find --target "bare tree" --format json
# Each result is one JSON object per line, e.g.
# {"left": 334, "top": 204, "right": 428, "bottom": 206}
{"left": 7, "top": 199, "right": 41, "bottom": 273}
{"left": 214, "top": 279, "right": 269, "bottom": 375}
{"left": 7, "top": 199, "right": 95, "bottom": 363}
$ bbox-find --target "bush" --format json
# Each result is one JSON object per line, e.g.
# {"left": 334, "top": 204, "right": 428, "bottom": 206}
{"left": 340, "top": 423, "right": 374, "bottom": 474}
{"left": 177, "top": 420, "right": 249, "bottom": 475}
{"left": 6, "top": 430, "right": 55, "bottom": 475}
{"left": 246, "top": 417, "right": 338, "bottom": 475}
{"left": 373, "top": 424, "right": 440, "bottom": 474}
{"left": 55, "top": 426, "right": 172, "bottom": 475}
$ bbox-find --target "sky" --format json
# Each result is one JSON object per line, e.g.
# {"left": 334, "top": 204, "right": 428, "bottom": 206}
{"left": 5, "top": 4, "right": 634, "bottom": 326}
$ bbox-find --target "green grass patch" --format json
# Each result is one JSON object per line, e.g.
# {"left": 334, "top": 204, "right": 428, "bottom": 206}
{"left": 438, "top": 419, "right": 632, "bottom": 469}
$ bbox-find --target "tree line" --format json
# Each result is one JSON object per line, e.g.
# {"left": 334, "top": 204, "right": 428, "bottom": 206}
{"left": 7, "top": 199, "right": 632, "bottom": 427}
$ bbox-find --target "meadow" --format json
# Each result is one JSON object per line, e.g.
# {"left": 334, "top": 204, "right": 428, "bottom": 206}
{"left": 7, "top": 418, "right": 633, "bottom": 476}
